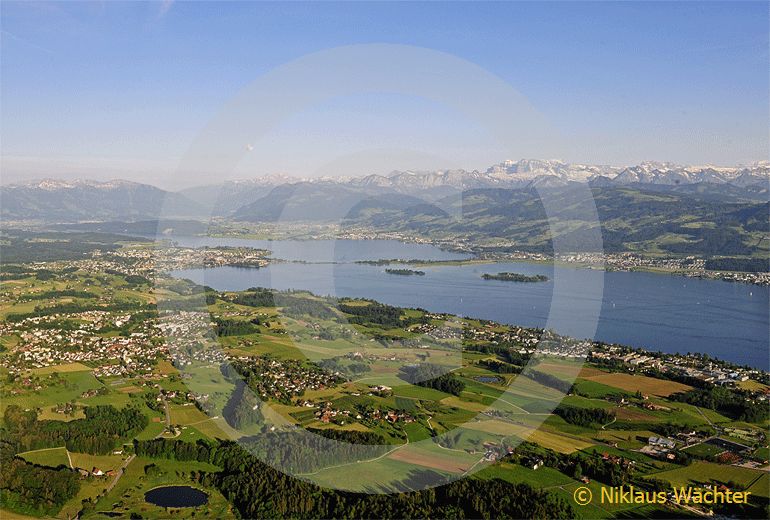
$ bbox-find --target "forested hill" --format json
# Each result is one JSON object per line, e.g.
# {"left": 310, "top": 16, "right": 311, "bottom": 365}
{"left": 340, "top": 186, "right": 770, "bottom": 256}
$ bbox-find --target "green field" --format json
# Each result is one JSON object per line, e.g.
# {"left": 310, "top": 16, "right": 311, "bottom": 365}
{"left": 1, "top": 370, "right": 104, "bottom": 418}
{"left": 646, "top": 461, "right": 770, "bottom": 498}
{"left": 682, "top": 442, "right": 726, "bottom": 458}
{"left": 475, "top": 461, "right": 574, "bottom": 487}
{"left": 19, "top": 447, "right": 71, "bottom": 468}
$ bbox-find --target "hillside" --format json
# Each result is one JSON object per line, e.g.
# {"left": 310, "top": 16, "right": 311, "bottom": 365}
{"left": 338, "top": 186, "right": 770, "bottom": 256}
{"left": 0, "top": 180, "right": 204, "bottom": 222}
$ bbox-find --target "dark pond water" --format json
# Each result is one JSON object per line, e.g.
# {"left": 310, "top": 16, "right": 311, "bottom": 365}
{"left": 144, "top": 486, "right": 208, "bottom": 508}
{"left": 168, "top": 239, "right": 769, "bottom": 369}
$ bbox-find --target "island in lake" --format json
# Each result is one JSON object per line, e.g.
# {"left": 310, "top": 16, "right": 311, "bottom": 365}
{"left": 385, "top": 268, "right": 425, "bottom": 276}
{"left": 482, "top": 272, "right": 548, "bottom": 282}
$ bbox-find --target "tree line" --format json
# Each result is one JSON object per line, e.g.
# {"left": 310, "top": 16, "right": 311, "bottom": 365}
{"left": 521, "top": 369, "right": 574, "bottom": 394}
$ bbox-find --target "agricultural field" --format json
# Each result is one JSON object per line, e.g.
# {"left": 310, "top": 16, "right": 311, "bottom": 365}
{"left": 646, "top": 461, "right": 770, "bottom": 498}
{"left": 578, "top": 372, "right": 692, "bottom": 397}
{"left": 19, "top": 447, "right": 71, "bottom": 468}
{"left": 752, "top": 446, "right": 770, "bottom": 463}
{"left": 682, "top": 442, "right": 727, "bottom": 459}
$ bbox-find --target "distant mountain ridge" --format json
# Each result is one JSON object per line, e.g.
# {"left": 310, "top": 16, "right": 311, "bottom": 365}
{"left": 199, "top": 159, "right": 770, "bottom": 207}
{"left": 347, "top": 159, "right": 770, "bottom": 192}
{"left": 1, "top": 159, "right": 767, "bottom": 222}
{"left": 0, "top": 178, "right": 204, "bottom": 221}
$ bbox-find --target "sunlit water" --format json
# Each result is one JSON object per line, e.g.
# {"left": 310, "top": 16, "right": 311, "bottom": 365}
{"left": 168, "top": 238, "right": 769, "bottom": 369}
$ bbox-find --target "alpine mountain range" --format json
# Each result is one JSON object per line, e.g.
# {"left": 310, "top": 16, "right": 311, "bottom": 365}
{"left": 2, "top": 159, "right": 768, "bottom": 222}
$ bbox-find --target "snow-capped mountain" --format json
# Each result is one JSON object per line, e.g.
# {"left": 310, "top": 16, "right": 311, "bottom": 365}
{"left": 17, "top": 178, "right": 144, "bottom": 191}
{"left": 341, "top": 159, "right": 769, "bottom": 193}
{"left": 3, "top": 160, "right": 767, "bottom": 221}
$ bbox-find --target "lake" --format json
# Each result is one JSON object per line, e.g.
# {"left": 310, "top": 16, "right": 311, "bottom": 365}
{"left": 168, "top": 238, "right": 769, "bottom": 369}
{"left": 144, "top": 486, "right": 208, "bottom": 508}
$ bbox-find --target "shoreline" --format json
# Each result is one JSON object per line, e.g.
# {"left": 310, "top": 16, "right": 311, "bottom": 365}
{"left": 197, "top": 230, "right": 770, "bottom": 286}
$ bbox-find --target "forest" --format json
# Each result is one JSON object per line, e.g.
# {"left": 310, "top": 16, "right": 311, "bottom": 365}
{"left": 553, "top": 404, "right": 615, "bottom": 427}
{"left": 385, "top": 268, "right": 425, "bottom": 276}
{"left": 0, "top": 446, "right": 80, "bottom": 517}
{"left": 222, "top": 380, "right": 263, "bottom": 429}
{"left": 704, "top": 257, "right": 769, "bottom": 273}
{"left": 227, "top": 288, "right": 337, "bottom": 319}
{"left": 670, "top": 387, "right": 770, "bottom": 423}
{"left": 398, "top": 363, "right": 466, "bottom": 396}
{"left": 213, "top": 316, "right": 261, "bottom": 336}
{"left": 339, "top": 301, "right": 420, "bottom": 328}
{"left": 3, "top": 405, "right": 148, "bottom": 454}
{"left": 478, "top": 358, "right": 522, "bottom": 374}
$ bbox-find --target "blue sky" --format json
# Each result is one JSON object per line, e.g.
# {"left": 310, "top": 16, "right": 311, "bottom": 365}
{"left": 1, "top": 1, "right": 768, "bottom": 187}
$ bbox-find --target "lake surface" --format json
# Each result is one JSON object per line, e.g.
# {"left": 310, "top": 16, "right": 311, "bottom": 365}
{"left": 169, "top": 239, "right": 769, "bottom": 369}
{"left": 144, "top": 486, "right": 208, "bottom": 508}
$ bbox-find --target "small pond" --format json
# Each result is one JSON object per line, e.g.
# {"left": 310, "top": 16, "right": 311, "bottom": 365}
{"left": 144, "top": 486, "right": 208, "bottom": 508}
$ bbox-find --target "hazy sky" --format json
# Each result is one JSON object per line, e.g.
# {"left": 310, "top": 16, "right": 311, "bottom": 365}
{"left": 1, "top": 1, "right": 768, "bottom": 189}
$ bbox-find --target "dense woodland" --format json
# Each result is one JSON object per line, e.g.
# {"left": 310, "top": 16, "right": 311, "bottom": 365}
{"left": 398, "top": 363, "right": 466, "bottom": 396}
{"left": 5, "top": 300, "right": 156, "bottom": 323}
{"left": 305, "top": 428, "right": 387, "bottom": 445}
{"left": 553, "top": 404, "right": 615, "bottom": 427}
{"left": 0, "top": 441, "right": 80, "bottom": 517}
{"left": 478, "top": 358, "right": 522, "bottom": 374}
{"left": 222, "top": 380, "right": 264, "bottom": 429}
{"left": 3, "top": 405, "right": 147, "bottom": 454}
{"left": 464, "top": 342, "right": 533, "bottom": 366}
{"left": 226, "top": 288, "right": 338, "bottom": 319}
{"left": 0, "top": 230, "right": 141, "bottom": 263}
{"left": 510, "top": 442, "right": 632, "bottom": 487}
{"left": 670, "top": 387, "right": 770, "bottom": 423}
{"left": 339, "top": 301, "right": 421, "bottom": 328}
{"left": 385, "top": 268, "right": 425, "bottom": 276}
{"left": 704, "top": 257, "right": 769, "bottom": 273}
{"left": 213, "top": 317, "right": 261, "bottom": 336}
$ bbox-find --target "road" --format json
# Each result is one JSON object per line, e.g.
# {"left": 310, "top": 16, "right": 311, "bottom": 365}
{"left": 104, "top": 454, "right": 135, "bottom": 494}
{"left": 154, "top": 395, "right": 172, "bottom": 438}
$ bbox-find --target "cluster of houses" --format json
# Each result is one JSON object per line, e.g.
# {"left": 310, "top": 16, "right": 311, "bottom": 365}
{"left": 311, "top": 400, "right": 415, "bottom": 426}
{"left": 91, "top": 244, "right": 271, "bottom": 273}
{"left": 641, "top": 436, "right": 679, "bottom": 459}
{"left": 412, "top": 321, "right": 462, "bottom": 341}
{"left": 476, "top": 250, "right": 769, "bottom": 286}
{"left": 232, "top": 356, "right": 342, "bottom": 401}
{"left": 462, "top": 323, "right": 542, "bottom": 350}
{"left": 590, "top": 346, "right": 765, "bottom": 389}
{"left": 0, "top": 304, "right": 168, "bottom": 375}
